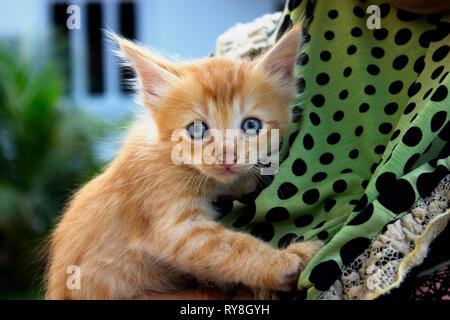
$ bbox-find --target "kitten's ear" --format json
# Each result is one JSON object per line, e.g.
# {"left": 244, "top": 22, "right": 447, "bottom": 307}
{"left": 110, "top": 31, "right": 178, "bottom": 107}
{"left": 253, "top": 27, "right": 301, "bottom": 96}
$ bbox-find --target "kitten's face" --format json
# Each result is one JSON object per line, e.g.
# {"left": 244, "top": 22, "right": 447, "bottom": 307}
{"left": 116, "top": 28, "right": 300, "bottom": 184}
{"left": 153, "top": 59, "right": 292, "bottom": 183}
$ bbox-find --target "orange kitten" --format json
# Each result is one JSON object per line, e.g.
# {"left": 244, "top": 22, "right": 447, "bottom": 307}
{"left": 45, "top": 28, "right": 322, "bottom": 300}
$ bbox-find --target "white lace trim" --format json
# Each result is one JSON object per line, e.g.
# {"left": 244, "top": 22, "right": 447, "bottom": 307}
{"left": 323, "top": 175, "right": 450, "bottom": 300}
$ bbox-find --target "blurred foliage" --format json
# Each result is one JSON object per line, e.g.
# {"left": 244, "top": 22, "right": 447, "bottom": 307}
{"left": 0, "top": 40, "right": 113, "bottom": 299}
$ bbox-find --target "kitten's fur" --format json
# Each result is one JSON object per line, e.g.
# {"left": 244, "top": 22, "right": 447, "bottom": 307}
{"left": 45, "top": 28, "right": 322, "bottom": 300}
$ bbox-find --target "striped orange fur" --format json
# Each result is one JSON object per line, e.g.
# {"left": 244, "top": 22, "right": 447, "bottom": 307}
{"left": 45, "top": 28, "right": 322, "bottom": 300}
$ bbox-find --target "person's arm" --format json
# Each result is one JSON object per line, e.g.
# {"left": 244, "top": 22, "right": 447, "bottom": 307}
{"left": 386, "top": 0, "right": 450, "bottom": 14}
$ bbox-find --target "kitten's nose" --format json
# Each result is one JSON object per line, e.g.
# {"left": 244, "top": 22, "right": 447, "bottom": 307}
{"left": 216, "top": 149, "right": 238, "bottom": 166}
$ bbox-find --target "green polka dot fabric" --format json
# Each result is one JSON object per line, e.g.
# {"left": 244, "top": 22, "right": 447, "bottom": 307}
{"left": 218, "top": 0, "right": 449, "bottom": 300}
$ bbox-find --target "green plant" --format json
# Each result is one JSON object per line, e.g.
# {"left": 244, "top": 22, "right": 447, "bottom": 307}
{"left": 0, "top": 40, "right": 112, "bottom": 298}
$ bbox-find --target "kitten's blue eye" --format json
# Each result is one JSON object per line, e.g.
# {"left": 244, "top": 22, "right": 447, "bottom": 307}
{"left": 187, "top": 122, "right": 208, "bottom": 139}
{"left": 241, "top": 118, "right": 262, "bottom": 135}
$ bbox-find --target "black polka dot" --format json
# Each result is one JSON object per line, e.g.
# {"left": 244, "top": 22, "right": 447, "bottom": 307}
{"left": 277, "top": 182, "right": 298, "bottom": 200}
{"left": 317, "top": 231, "right": 329, "bottom": 240}
{"left": 438, "top": 121, "right": 449, "bottom": 141}
{"left": 309, "top": 260, "right": 341, "bottom": 291}
{"left": 379, "top": 3, "right": 391, "bottom": 18}
{"left": 266, "top": 207, "right": 290, "bottom": 222}
{"left": 327, "top": 133, "right": 341, "bottom": 144}
{"left": 393, "top": 55, "right": 408, "bottom": 70}
{"left": 359, "top": 103, "right": 369, "bottom": 113}
{"left": 371, "top": 47, "right": 385, "bottom": 58}
{"left": 259, "top": 174, "right": 274, "bottom": 189}
{"left": 348, "top": 203, "right": 374, "bottom": 226}
{"left": 384, "top": 102, "right": 398, "bottom": 115}
{"left": 361, "top": 180, "right": 369, "bottom": 189}
{"left": 277, "top": 15, "right": 293, "bottom": 40}
{"left": 370, "top": 162, "right": 379, "bottom": 174}
{"left": 319, "top": 153, "right": 334, "bottom": 165}
{"left": 351, "top": 27, "right": 363, "bottom": 37}
{"left": 408, "top": 82, "right": 422, "bottom": 97}
{"left": 309, "top": 112, "right": 320, "bottom": 126}
{"left": 339, "top": 90, "right": 348, "bottom": 100}
{"left": 432, "top": 45, "right": 449, "bottom": 62}
{"left": 431, "top": 66, "right": 444, "bottom": 80}
{"left": 404, "top": 102, "right": 416, "bottom": 115}
{"left": 355, "top": 126, "right": 364, "bottom": 136}
{"left": 288, "top": 0, "right": 302, "bottom": 11}
{"left": 347, "top": 45, "right": 357, "bottom": 55}
{"left": 212, "top": 198, "right": 234, "bottom": 218}
{"left": 402, "top": 127, "right": 422, "bottom": 147}
{"left": 301, "top": 29, "right": 311, "bottom": 44}
{"left": 302, "top": 189, "right": 320, "bottom": 205}
{"left": 303, "top": 134, "right": 314, "bottom": 150}
{"left": 349, "top": 149, "right": 359, "bottom": 159}
{"left": 333, "top": 180, "right": 347, "bottom": 193}
{"left": 389, "top": 81, "right": 403, "bottom": 94}
{"left": 367, "top": 64, "right": 380, "bottom": 75}
{"left": 430, "top": 85, "right": 448, "bottom": 102}
{"left": 340, "top": 237, "right": 371, "bottom": 265}
{"left": 341, "top": 168, "right": 353, "bottom": 174}
{"left": 278, "top": 233, "right": 297, "bottom": 249}
{"left": 353, "top": 6, "right": 365, "bottom": 18}
{"left": 311, "top": 94, "right": 325, "bottom": 107}
{"left": 364, "top": 85, "right": 376, "bottom": 95}
{"left": 426, "top": 14, "right": 441, "bottom": 25}
{"left": 289, "top": 130, "right": 299, "bottom": 147}
{"left": 312, "top": 172, "right": 327, "bottom": 182}
{"left": 423, "top": 88, "right": 433, "bottom": 100}
{"left": 295, "top": 235, "right": 305, "bottom": 243}
{"left": 410, "top": 113, "right": 418, "bottom": 123}
{"left": 316, "top": 73, "right": 330, "bottom": 85}
{"left": 379, "top": 123, "right": 392, "bottom": 134}
{"left": 328, "top": 9, "right": 338, "bottom": 19}
{"left": 313, "top": 221, "right": 325, "bottom": 229}
{"left": 292, "top": 105, "right": 303, "bottom": 123}
{"left": 374, "top": 145, "right": 386, "bottom": 154}
{"left": 353, "top": 194, "right": 368, "bottom": 212}
{"left": 324, "top": 30, "right": 335, "bottom": 40}
{"left": 404, "top": 153, "right": 420, "bottom": 174}
{"left": 297, "top": 52, "right": 309, "bottom": 66}
{"left": 414, "top": 55, "right": 425, "bottom": 74}
{"left": 373, "top": 28, "right": 388, "bottom": 40}
{"left": 419, "top": 30, "right": 434, "bottom": 48}
{"left": 333, "top": 111, "right": 344, "bottom": 121}
{"left": 292, "top": 158, "right": 307, "bottom": 176}
{"left": 250, "top": 222, "right": 275, "bottom": 242}
{"left": 232, "top": 204, "right": 256, "bottom": 227}
{"left": 343, "top": 67, "right": 352, "bottom": 77}
{"left": 378, "top": 179, "right": 416, "bottom": 214}
{"left": 431, "top": 111, "right": 447, "bottom": 132}
{"left": 397, "top": 9, "right": 419, "bottom": 21}
{"left": 417, "top": 165, "right": 449, "bottom": 199}
{"left": 394, "top": 28, "right": 412, "bottom": 45}
{"left": 440, "top": 72, "right": 448, "bottom": 84}
{"left": 324, "top": 198, "right": 336, "bottom": 212}
{"left": 294, "top": 214, "right": 314, "bottom": 228}
{"left": 296, "top": 77, "right": 305, "bottom": 94}
{"left": 320, "top": 51, "right": 331, "bottom": 61}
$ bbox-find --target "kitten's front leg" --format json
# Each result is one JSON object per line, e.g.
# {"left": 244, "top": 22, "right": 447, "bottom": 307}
{"left": 147, "top": 214, "right": 322, "bottom": 292}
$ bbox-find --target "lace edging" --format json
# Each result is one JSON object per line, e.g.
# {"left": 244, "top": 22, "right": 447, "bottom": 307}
{"left": 322, "top": 175, "right": 450, "bottom": 300}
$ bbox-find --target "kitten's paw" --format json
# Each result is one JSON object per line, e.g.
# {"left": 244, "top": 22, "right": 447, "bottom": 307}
{"left": 271, "top": 241, "right": 324, "bottom": 292}
{"left": 285, "top": 241, "right": 324, "bottom": 265}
